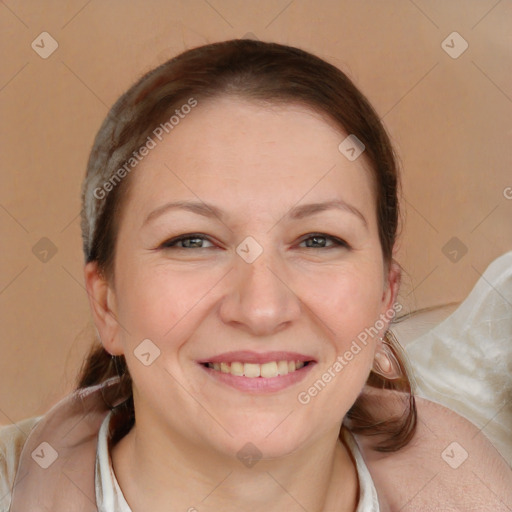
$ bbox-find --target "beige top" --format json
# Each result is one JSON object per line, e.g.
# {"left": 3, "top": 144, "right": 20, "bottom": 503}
{"left": 0, "top": 411, "right": 379, "bottom": 511}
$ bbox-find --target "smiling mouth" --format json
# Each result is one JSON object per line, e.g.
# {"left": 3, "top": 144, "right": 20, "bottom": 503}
{"left": 201, "top": 360, "right": 313, "bottom": 378}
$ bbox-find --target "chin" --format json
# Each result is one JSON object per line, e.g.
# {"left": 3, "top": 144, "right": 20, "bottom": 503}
{"left": 212, "top": 417, "right": 317, "bottom": 463}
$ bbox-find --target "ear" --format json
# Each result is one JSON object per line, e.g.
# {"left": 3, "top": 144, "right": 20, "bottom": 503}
{"left": 380, "top": 258, "right": 402, "bottom": 320}
{"left": 84, "top": 261, "right": 124, "bottom": 356}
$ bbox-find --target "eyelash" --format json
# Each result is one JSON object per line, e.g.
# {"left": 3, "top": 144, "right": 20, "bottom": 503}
{"left": 159, "top": 233, "right": 350, "bottom": 250}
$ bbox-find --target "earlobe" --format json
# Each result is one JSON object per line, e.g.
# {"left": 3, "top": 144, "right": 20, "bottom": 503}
{"left": 83, "top": 262, "right": 123, "bottom": 356}
{"left": 371, "top": 334, "right": 403, "bottom": 380}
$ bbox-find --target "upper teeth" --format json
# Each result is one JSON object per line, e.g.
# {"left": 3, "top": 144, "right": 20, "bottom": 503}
{"left": 206, "top": 360, "right": 306, "bottom": 378}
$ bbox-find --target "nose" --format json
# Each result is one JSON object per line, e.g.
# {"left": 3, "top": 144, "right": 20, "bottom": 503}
{"left": 219, "top": 247, "right": 302, "bottom": 336}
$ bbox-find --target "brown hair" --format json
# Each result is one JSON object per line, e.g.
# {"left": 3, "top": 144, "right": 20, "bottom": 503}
{"left": 78, "top": 38, "right": 416, "bottom": 452}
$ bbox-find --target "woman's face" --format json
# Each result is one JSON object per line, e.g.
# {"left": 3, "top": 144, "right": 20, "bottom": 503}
{"left": 89, "top": 96, "right": 399, "bottom": 459}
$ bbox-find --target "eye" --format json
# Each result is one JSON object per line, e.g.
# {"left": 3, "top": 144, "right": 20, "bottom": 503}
{"left": 157, "top": 232, "right": 350, "bottom": 251}
{"left": 159, "top": 233, "right": 215, "bottom": 249}
{"left": 297, "top": 233, "right": 350, "bottom": 249}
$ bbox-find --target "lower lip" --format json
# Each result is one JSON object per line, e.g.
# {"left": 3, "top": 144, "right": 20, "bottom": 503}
{"left": 199, "top": 363, "right": 316, "bottom": 393}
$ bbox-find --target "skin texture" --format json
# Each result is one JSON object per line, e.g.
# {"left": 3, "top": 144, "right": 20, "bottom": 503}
{"left": 358, "top": 388, "right": 512, "bottom": 511}
{"left": 84, "top": 96, "right": 401, "bottom": 512}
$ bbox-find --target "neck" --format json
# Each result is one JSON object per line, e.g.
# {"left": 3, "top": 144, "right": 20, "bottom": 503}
{"left": 111, "top": 412, "right": 359, "bottom": 512}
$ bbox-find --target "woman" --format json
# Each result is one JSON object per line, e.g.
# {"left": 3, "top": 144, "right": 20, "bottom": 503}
{"left": 2, "top": 39, "right": 511, "bottom": 512}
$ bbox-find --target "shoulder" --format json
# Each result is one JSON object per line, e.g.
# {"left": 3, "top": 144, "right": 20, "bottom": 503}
{"left": 0, "top": 416, "right": 42, "bottom": 512}
{"left": 354, "top": 390, "right": 512, "bottom": 511}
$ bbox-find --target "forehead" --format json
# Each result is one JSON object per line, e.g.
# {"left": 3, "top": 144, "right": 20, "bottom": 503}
{"left": 125, "top": 96, "right": 376, "bottom": 221}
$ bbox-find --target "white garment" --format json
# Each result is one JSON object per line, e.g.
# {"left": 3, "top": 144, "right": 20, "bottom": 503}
{"left": 95, "top": 410, "right": 380, "bottom": 512}
{"left": 95, "top": 410, "right": 132, "bottom": 512}
{"left": 342, "top": 425, "right": 381, "bottom": 512}
{"left": 0, "top": 415, "right": 42, "bottom": 512}
{"left": 405, "top": 251, "right": 512, "bottom": 464}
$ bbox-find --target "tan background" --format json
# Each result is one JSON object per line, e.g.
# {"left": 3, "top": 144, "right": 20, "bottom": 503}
{"left": 1, "top": 0, "right": 511, "bottom": 423}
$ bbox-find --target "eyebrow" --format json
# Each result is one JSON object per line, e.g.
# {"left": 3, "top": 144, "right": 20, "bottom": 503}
{"left": 143, "top": 199, "right": 368, "bottom": 228}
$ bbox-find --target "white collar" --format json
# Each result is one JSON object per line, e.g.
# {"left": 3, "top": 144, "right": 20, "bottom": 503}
{"left": 95, "top": 411, "right": 379, "bottom": 512}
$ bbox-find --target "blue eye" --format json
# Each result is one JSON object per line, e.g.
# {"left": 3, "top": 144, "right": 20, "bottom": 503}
{"left": 298, "top": 233, "right": 349, "bottom": 249}
{"left": 160, "top": 234, "right": 214, "bottom": 249}
{"left": 159, "top": 233, "right": 349, "bottom": 250}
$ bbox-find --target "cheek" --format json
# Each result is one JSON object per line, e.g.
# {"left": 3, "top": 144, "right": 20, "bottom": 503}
{"left": 113, "top": 263, "right": 210, "bottom": 391}
{"left": 114, "top": 257, "right": 221, "bottom": 345}
{"left": 300, "top": 264, "right": 384, "bottom": 390}
{"left": 115, "top": 251, "right": 386, "bottom": 345}
{"left": 301, "top": 261, "right": 385, "bottom": 341}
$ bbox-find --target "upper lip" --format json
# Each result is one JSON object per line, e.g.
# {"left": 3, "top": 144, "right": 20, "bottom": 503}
{"left": 198, "top": 350, "right": 316, "bottom": 365}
